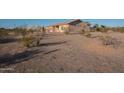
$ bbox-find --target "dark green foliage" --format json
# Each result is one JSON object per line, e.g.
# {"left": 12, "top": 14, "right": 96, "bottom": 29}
{"left": 92, "top": 24, "right": 110, "bottom": 33}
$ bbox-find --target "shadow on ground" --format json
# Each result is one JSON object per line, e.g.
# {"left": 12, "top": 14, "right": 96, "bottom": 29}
{"left": 39, "top": 41, "right": 67, "bottom": 47}
{"left": 0, "top": 49, "right": 41, "bottom": 67}
{"left": 0, "top": 37, "right": 19, "bottom": 43}
{"left": 43, "top": 49, "right": 60, "bottom": 55}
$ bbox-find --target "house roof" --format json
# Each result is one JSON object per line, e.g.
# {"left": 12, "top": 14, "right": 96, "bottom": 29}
{"left": 67, "top": 19, "right": 82, "bottom": 24}
{"left": 48, "top": 19, "right": 82, "bottom": 27}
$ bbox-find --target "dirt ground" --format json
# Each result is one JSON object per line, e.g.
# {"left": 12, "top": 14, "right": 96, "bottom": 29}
{"left": 0, "top": 32, "right": 124, "bottom": 73}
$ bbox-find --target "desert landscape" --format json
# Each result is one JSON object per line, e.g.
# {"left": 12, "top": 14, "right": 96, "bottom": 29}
{"left": 0, "top": 19, "right": 124, "bottom": 73}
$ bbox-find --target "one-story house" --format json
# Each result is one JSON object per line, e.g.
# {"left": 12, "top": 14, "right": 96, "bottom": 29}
{"left": 46, "top": 19, "right": 90, "bottom": 33}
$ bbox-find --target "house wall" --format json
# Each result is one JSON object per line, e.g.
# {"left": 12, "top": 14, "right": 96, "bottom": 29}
{"left": 69, "top": 23, "right": 90, "bottom": 33}
{"left": 59, "top": 25, "right": 69, "bottom": 32}
{"left": 69, "top": 25, "right": 83, "bottom": 32}
{"left": 46, "top": 25, "right": 67, "bottom": 32}
{"left": 46, "top": 22, "right": 90, "bottom": 33}
{"left": 46, "top": 26, "right": 54, "bottom": 32}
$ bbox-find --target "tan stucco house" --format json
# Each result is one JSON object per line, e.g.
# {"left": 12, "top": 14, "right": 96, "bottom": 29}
{"left": 46, "top": 19, "right": 90, "bottom": 33}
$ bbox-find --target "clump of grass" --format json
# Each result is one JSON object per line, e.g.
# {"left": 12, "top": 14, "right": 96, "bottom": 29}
{"left": 64, "top": 30, "right": 70, "bottom": 35}
{"left": 22, "top": 36, "right": 41, "bottom": 48}
{"left": 112, "top": 27, "right": 124, "bottom": 33}
{"left": 22, "top": 36, "right": 34, "bottom": 48}
{"left": 99, "top": 35, "right": 110, "bottom": 41}
{"left": 79, "top": 30, "right": 85, "bottom": 34}
{"left": 35, "top": 38, "right": 40, "bottom": 46}
{"left": 84, "top": 31, "right": 91, "bottom": 37}
{"left": 99, "top": 35, "right": 121, "bottom": 48}
{"left": 92, "top": 24, "right": 110, "bottom": 33}
{"left": 0, "top": 30, "right": 9, "bottom": 36}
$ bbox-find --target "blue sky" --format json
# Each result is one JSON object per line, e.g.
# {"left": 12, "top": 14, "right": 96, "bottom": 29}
{"left": 0, "top": 19, "right": 124, "bottom": 28}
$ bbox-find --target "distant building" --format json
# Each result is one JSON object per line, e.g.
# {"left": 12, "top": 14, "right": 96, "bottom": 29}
{"left": 46, "top": 19, "right": 90, "bottom": 33}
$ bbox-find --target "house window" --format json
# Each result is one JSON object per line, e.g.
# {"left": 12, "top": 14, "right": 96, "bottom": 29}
{"left": 61, "top": 27, "right": 65, "bottom": 30}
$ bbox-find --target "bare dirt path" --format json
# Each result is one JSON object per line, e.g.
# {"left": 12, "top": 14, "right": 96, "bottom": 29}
{"left": 1, "top": 33, "right": 124, "bottom": 73}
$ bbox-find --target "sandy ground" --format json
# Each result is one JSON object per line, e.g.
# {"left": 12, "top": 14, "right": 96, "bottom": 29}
{"left": 0, "top": 32, "right": 124, "bottom": 73}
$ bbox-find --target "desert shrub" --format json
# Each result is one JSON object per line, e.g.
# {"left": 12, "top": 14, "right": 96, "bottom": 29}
{"left": 79, "top": 30, "right": 85, "bottom": 34}
{"left": 92, "top": 24, "right": 100, "bottom": 31}
{"left": 99, "top": 27, "right": 110, "bottom": 33}
{"left": 19, "top": 29, "right": 27, "bottom": 37}
{"left": 84, "top": 31, "right": 91, "bottom": 37}
{"left": 99, "top": 35, "right": 110, "bottom": 42}
{"left": 42, "top": 26, "right": 46, "bottom": 36}
{"left": 12, "top": 27, "right": 28, "bottom": 37}
{"left": 100, "top": 25, "right": 107, "bottom": 32}
{"left": 99, "top": 35, "right": 121, "bottom": 48}
{"left": 0, "top": 28, "right": 11, "bottom": 36}
{"left": 85, "top": 33, "right": 91, "bottom": 37}
{"left": 22, "top": 36, "right": 41, "bottom": 48}
{"left": 34, "top": 38, "right": 40, "bottom": 46}
{"left": 22, "top": 36, "right": 34, "bottom": 48}
{"left": 0, "top": 30, "right": 9, "bottom": 36}
{"left": 64, "top": 30, "right": 70, "bottom": 34}
{"left": 113, "top": 27, "right": 124, "bottom": 33}
{"left": 92, "top": 24, "right": 110, "bottom": 33}
{"left": 90, "top": 29, "right": 96, "bottom": 32}
{"left": 98, "top": 28, "right": 106, "bottom": 33}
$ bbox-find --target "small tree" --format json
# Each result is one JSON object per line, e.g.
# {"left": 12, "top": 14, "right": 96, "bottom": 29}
{"left": 101, "top": 25, "right": 106, "bottom": 28}
{"left": 42, "top": 26, "right": 46, "bottom": 36}
{"left": 100, "top": 25, "right": 109, "bottom": 33}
